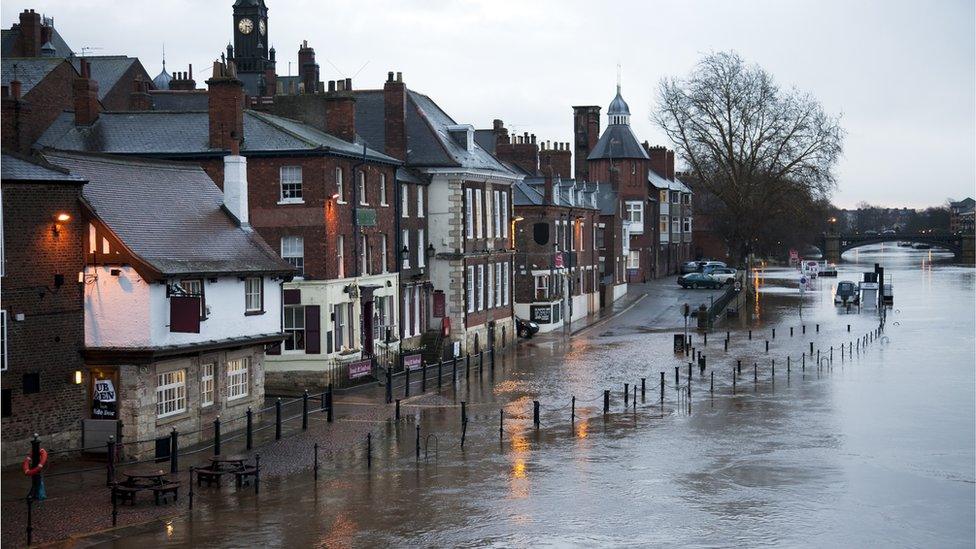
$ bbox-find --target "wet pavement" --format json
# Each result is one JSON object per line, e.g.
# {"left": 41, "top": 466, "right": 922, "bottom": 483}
{"left": 19, "top": 246, "right": 976, "bottom": 547}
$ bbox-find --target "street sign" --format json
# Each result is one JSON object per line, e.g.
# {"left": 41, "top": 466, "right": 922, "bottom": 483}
{"left": 348, "top": 359, "right": 372, "bottom": 379}
{"left": 554, "top": 252, "right": 564, "bottom": 269}
{"left": 356, "top": 208, "right": 377, "bottom": 227}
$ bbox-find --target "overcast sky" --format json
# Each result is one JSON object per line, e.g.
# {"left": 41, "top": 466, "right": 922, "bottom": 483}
{"left": 4, "top": 0, "right": 973, "bottom": 208}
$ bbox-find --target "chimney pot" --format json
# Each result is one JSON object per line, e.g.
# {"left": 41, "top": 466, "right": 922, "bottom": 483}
{"left": 387, "top": 71, "right": 394, "bottom": 82}
{"left": 328, "top": 80, "right": 336, "bottom": 92}
{"left": 396, "top": 71, "right": 402, "bottom": 82}
{"left": 345, "top": 77, "right": 352, "bottom": 90}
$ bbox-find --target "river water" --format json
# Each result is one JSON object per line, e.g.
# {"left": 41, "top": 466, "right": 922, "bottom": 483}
{"left": 111, "top": 244, "right": 975, "bottom": 548}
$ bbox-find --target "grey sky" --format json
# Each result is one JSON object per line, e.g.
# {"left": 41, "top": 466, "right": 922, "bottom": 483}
{"left": 4, "top": 0, "right": 973, "bottom": 208}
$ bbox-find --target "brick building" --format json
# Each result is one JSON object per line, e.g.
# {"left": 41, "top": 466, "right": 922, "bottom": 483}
{"left": 1, "top": 57, "right": 79, "bottom": 153}
{"left": 1, "top": 152, "right": 88, "bottom": 464}
{"left": 37, "top": 60, "right": 403, "bottom": 393}
{"left": 40, "top": 150, "right": 294, "bottom": 459}
{"left": 646, "top": 145, "right": 693, "bottom": 276}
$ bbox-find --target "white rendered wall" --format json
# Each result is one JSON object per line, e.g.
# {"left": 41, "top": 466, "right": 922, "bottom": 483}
{"left": 85, "top": 265, "right": 152, "bottom": 347}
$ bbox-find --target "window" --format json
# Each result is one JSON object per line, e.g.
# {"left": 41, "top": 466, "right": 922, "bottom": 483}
{"left": 475, "top": 189, "right": 484, "bottom": 238}
{"left": 631, "top": 161, "right": 637, "bottom": 175}
{"left": 417, "top": 185, "right": 425, "bottom": 217}
{"left": 682, "top": 193, "right": 690, "bottom": 205}
{"left": 401, "top": 184, "right": 409, "bottom": 217}
{"left": 380, "top": 174, "right": 388, "bottom": 206}
{"left": 683, "top": 218, "right": 691, "bottom": 233}
{"left": 281, "top": 236, "right": 304, "bottom": 277}
{"left": 360, "top": 235, "right": 370, "bottom": 275}
{"left": 417, "top": 229, "right": 425, "bottom": 268}
{"left": 402, "top": 229, "right": 410, "bottom": 269}
{"left": 487, "top": 262, "right": 494, "bottom": 310}
{"left": 334, "top": 305, "right": 346, "bottom": 350}
{"left": 503, "top": 262, "right": 510, "bottom": 306}
{"left": 628, "top": 250, "right": 640, "bottom": 269}
{"left": 244, "top": 277, "right": 263, "bottom": 313}
{"left": 660, "top": 215, "right": 669, "bottom": 234}
{"left": 535, "top": 275, "right": 549, "bottom": 301}
{"left": 179, "top": 279, "right": 206, "bottom": 320}
{"left": 660, "top": 190, "right": 668, "bottom": 203}
{"left": 413, "top": 285, "right": 421, "bottom": 336}
{"left": 226, "top": 358, "right": 249, "bottom": 400}
{"left": 466, "top": 266, "right": 475, "bottom": 313}
{"left": 284, "top": 306, "right": 306, "bottom": 351}
{"left": 625, "top": 201, "right": 644, "bottom": 234}
{"left": 358, "top": 172, "right": 367, "bottom": 205}
{"left": 671, "top": 191, "right": 680, "bottom": 204}
{"left": 337, "top": 235, "right": 345, "bottom": 278}
{"left": 22, "top": 372, "right": 39, "bottom": 394}
{"left": 501, "top": 191, "right": 509, "bottom": 238}
{"left": 401, "top": 290, "right": 409, "bottom": 339}
{"left": 381, "top": 234, "right": 388, "bottom": 273}
{"left": 280, "top": 166, "right": 303, "bottom": 202}
{"left": 477, "top": 265, "right": 485, "bottom": 310}
{"left": 672, "top": 217, "right": 680, "bottom": 234}
{"left": 0, "top": 310, "right": 6, "bottom": 372}
{"left": 156, "top": 369, "right": 186, "bottom": 418}
{"left": 495, "top": 263, "right": 502, "bottom": 306}
{"left": 200, "top": 363, "right": 214, "bottom": 407}
{"left": 465, "top": 188, "right": 474, "bottom": 238}
{"left": 485, "top": 188, "right": 493, "bottom": 238}
{"left": 493, "top": 191, "right": 501, "bottom": 238}
{"left": 336, "top": 167, "right": 345, "bottom": 203}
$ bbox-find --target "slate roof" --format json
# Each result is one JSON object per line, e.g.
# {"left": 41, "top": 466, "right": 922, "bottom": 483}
{"left": 41, "top": 151, "right": 293, "bottom": 277}
{"left": 513, "top": 177, "right": 597, "bottom": 210}
{"left": 1, "top": 57, "right": 71, "bottom": 95}
{"left": 512, "top": 179, "right": 544, "bottom": 206}
{"left": 473, "top": 129, "right": 496, "bottom": 155}
{"left": 587, "top": 123, "right": 649, "bottom": 161}
{"left": 1, "top": 152, "right": 86, "bottom": 182}
{"left": 70, "top": 56, "right": 141, "bottom": 100}
{"left": 37, "top": 109, "right": 398, "bottom": 163}
{"left": 595, "top": 184, "right": 620, "bottom": 215}
{"left": 149, "top": 90, "right": 208, "bottom": 111}
{"left": 608, "top": 86, "right": 630, "bottom": 115}
{"left": 353, "top": 88, "right": 514, "bottom": 174}
{"left": 1, "top": 25, "right": 73, "bottom": 58}
{"left": 647, "top": 168, "right": 692, "bottom": 193}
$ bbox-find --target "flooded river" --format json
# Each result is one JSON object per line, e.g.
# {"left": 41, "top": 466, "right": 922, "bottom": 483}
{"left": 110, "top": 244, "right": 975, "bottom": 548}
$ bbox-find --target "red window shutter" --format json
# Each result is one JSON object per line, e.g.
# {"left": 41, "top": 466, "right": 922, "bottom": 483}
{"left": 304, "top": 305, "right": 321, "bottom": 354}
{"left": 283, "top": 289, "right": 301, "bottom": 305}
{"left": 267, "top": 341, "right": 282, "bottom": 355}
{"left": 170, "top": 296, "right": 201, "bottom": 333}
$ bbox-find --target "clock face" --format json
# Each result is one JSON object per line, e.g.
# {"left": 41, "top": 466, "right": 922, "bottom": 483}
{"left": 238, "top": 18, "right": 253, "bottom": 34}
{"left": 258, "top": 19, "right": 266, "bottom": 35}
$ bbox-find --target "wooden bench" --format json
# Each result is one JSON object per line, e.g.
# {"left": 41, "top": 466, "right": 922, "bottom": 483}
{"left": 113, "top": 485, "right": 141, "bottom": 505}
{"left": 234, "top": 466, "right": 258, "bottom": 488}
{"left": 195, "top": 468, "right": 226, "bottom": 487}
{"left": 151, "top": 482, "right": 180, "bottom": 505}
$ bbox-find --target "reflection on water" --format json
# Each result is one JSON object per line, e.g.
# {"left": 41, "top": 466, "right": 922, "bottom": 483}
{"left": 112, "top": 245, "right": 974, "bottom": 548}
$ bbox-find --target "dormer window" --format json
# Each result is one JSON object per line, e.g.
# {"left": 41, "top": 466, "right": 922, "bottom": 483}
{"left": 446, "top": 124, "right": 475, "bottom": 151}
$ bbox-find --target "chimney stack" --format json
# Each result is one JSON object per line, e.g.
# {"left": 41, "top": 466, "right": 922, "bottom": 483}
{"left": 539, "top": 140, "right": 572, "bottom": 179}
{"left": 16, "top": 10, "right": 41, "bottom": 57}
{"left": 543, "top": 165, "right": 554, "bottom": 206}
{"left": 666, "top": 149, "right": 675, "bottom": 180}
{"left": 223, "top": 143, "right": 249, "bottom": 225}
{"left": 170, "top": 65, "right": 197, "bottom": 91}
{"left": 298, "top": 40, "right": 319, "bottom": 95}
{"left": 73, "top": 59, "right": 100, "bottom": 126}
{"left": 573, "top": 106, "right": 601, "bottom": 182}
{"left": 646, "top": 145, "right": 668, "bottom": 179}
{"left": 2, "top": 79, "right": 32, "bottom": 153}
{"left": 494, "top": 121, "right": 539, "bottom": 175}
{"left": 207, "top": 60, "right": 245, "bottom": 151}
{"left": 128, "top": 75, "right": 151, "bottom": 110}
{"left": 325, "top": 79, "right": 356, "bottom": 143}
{"left": 384, "top": 70, "right": 407, "bottom": 160}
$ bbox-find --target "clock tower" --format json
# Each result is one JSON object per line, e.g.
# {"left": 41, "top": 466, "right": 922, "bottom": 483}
{"left": 232, "top": 0, "right": 269, "bottom": 73}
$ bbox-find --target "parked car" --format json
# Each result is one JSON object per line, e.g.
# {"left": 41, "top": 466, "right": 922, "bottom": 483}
{"left": 680, "top": 261, "right": 701, "bottom": 274}
{"left": 882, "top": 229, "right": 896, "bottom": 235}
{"left": 516, "top": 317, "right": 540, "bottom": 338}
{"left": 678, "top": 272, "right": 723, "bottom": 289}
{"left": 704, "top": 267, "right": 737, "bottom": 285}
{"left": 834, "top": 280, "right": 859, "bottom": 305}
{"left": 864, "top": 229, "right": 878, "bottom": 235}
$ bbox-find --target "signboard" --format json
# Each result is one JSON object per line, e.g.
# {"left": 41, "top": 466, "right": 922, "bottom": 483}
{"left": 348, "top": 359, "right": 372, "bottom": 380}
{"left": 789, "top": 249, "right": 799, "bottom": 260}
{"left": 453, "top": 341, "right": 461, "bottom": 358}
{"left": 356, "top": 208, "right": 377, "bottom": 227}
{"left": 554, "top": 252, "right": 564, "bottom": 269}
{"left": 402, "top": 353, "right": 423, "bottom": 371}
{"left": 530, "top": 304, "right": 552, "bottom": 324}
{"left": 432, "top": 291, "right": 445, "bottom": 317}
{"left": 673, "top": 334, "right": 685, "bottom": 354}
{"left": 92, "top": 379, "right": 117, "bottom": 419}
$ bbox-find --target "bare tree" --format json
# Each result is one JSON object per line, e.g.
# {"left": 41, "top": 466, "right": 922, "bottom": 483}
{"left": 655, "top": 51, "right": 844, "bottom": 260}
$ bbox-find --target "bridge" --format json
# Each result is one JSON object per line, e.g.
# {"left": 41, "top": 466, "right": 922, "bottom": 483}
{"left": 822, "top": 232, "right": 975, "bottom": 263}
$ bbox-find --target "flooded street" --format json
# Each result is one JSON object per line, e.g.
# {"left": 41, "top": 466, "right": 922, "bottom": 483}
{"left": 110, "top": 245, "right": 974, "bottom": 548}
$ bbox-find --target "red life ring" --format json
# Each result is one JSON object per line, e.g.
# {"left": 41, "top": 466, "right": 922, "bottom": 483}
{"left": 22, "top": 448, "right": 48, "bottom": 476}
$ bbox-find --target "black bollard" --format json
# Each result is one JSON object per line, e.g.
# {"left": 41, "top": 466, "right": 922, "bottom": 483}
{"left": 737, "top": 360, "right": 742, "bottom": 374}
{"left": 624, "top": 383, "right": 629, "bottom": 406}
{"left": 438, "top": 361, "right": 443, "bottom": 389}
{"left": 704, "top": 332, "right": 708, "bottom": 346}
{"left": 213, "top": 416, "right": 221, "bottom": 456}
{"left": 754, "top": 363, "right": 758, "bottom": 382}
{"left": 327, "top": 384, "right": 334, "bottom": 422}
{"left": 415, "top": 425, "right": 421, "bottom": 461}
{"left": 726, "top": 330, "right": 730, "bottom": 340}
{"left": 246, "top": 406, "right": 253, "bottom": 450}
{"left": 771, "top": 359, "right": 775, "bottom": 377}
{"left": 772, "top": 328, "right": 776, "bottom": 339}
{"left": 816, "top": 323, "right": 820, "bottom": 332}
{"left": 724, "top": 338, "right": 728, "bottom": 352}
{"left": 571, "top": 396, "right": 576, "bottom": 422}
{"left": 500, "top": 409, "right": 504, "bottom": 437}
{"left": 802, "top": 324, "right": 806, "bottom": 334}
{"left": 675, "top": 366, "right": 680, "bottom": 386}
{"left": 732, "top": 369, "right": 737, "bottom": 393}
{"left": 660, "top": 372, "right": 665, "bottom": 404}
{"left": 641, "top": 378, "right": 646, "bottom": 400}
{"left": 831, "top": 347, "right": 834, "bottom": 361}
{"left": 466, "top": 354, "right": 471, "bottom": 377}
{"left": 633, "top": 385, "right": 637, "bottom": 409}
{"left": 275, "top": 399, "right": 282, "bottom": 439}
{"left": 810, "top": 341, "right": 814, "bottom": 355}
{"left": 314, "top": 442, "right": 319, "bottom": 480}
{"left": 748, "top": 329, "right": 752, "bottom": 340}
{"left": 302, "top": 390, "right": 309, "bottom": 430}
{"left": 453, "top": 357, "right": 458, "bottom": 384}
{"left": 254, "top": 453, "right": 261, "bottom": 494}
{"left": 790, "top": 327, "right": 794, "bottom": 337}
{"left": 533, "top": 401, "right": 540, "bottom": 428}
{"left": 604, "top": 390, "right": 610, "bottom": 413}
{"left": 848, "top": 324, "right": 851, "bottom": 332}
{"left": 688, "top": 362, "right": 693, "bottom": 381}
{"left": 367, "top": 433, "right": 372, "bottom": 469}
{"left": 461, "top": 401, "right": 467, "bottom": 425}
{"left": 765, "top": 340, "right": 769, "bottom": 353}
{"left": 405, "top": 364, "right": 411, "bottom": 397}
{"left": 106, "top": 435, "right": 116, "bottom": 486}
{"left": 461, "top": 418, "right": 468, "bottom": 449}
{"left": 710, "top": 370, "right": 714, "bottom": 393}
{"left": 170, "top": 428, "right": 179, "bottom": 473}
{"left": 422, "top": 360, "right": 427, "bottom": 392}
{"left": 395, "top": 399, "right": 401, "bottom": 421}
{"left": 386, "top": 368, "right": 393, "bottom": 403}
{"left": 802, "top": 354, "right": 806, "bottom": 370}
{"left": 188, "top": 466, "right": 194, "bottom": 510}
{"left": 787, "top": 356, "right": 791, "bottom": 372}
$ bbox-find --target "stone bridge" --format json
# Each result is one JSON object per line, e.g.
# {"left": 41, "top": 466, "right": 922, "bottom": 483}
{"left": 821, "top": 232, "right": 975, "bottom": 263}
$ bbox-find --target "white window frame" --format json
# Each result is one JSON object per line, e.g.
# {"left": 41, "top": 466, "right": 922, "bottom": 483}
{"left": 417, "top": 228, "right": 426, "bottom": 268}
{"left": 493, "top": 191, "right": 501, "bottom": 238}
{"left": 465, "top": 188, "right": 474, "bottom": 238}
{"left": 281, "top": 236, "right": 304, "bottom": 277}
{"left": 485, "top": 188, "right": 493, "bottom": 239}
{"left": 503, "top": 262, "right": 510, "bottom": 306}
{"left": 284, "top": 305, "right": 306, "bottom": 352}
{"left": 244, "top": 277, "right": 262, "bottom": 313}
{"left": 475, "top": 189, "right": 484, "bottom": 239}
{"left": 627, "top": 249, "right": 640, "bottom": 269}
{"left": 683, "top": 217, "right": 692, "bottom": 233}
{"left": 417, "top": 185, "right": 425, "bottom": 218}
{"left": 156, "top": 369, "right": 187, "bottom": 418}
{"left": 336, "top": 167, "right": 345, "bottom": 203}
{"left": 226, "top": 357, "right": 250, "bottom": 400}
{"left": 379, "top": 174, "right": 388, "bottom": 206}
{"left": 413, "top": 285, "right": 421, "bottom": 337}
{"left": 501, "top": 191, "right": 509, "bottom": 239}
{"left": 402, "top": 229, "right": 410, "bottom": 269}
{"left": 625, "top": 201, "right": 644, "bottom": 234}
{"left": 494, "top": 263, "right": 502, "bottom": 307}
{"left": 381, "top": 234, "right": 388, "bottom": 273}
{"left": 487, "top": 262, "right": 494, "bottom": 310}
{"left": 672, "top": 217, "right": 681, "bottom": 234}
{"left": 279, "top": 165, "right": 303, "bottom": 203}
{"left": 200, "top": 362, "right": 215, "bottom": 407}
{"left": 360, "top": 234, "right": 370, "bottom": 275}
{"left": 466, "top": 266, "right": 475, "bottom": 313}
{"left": 358, "top": 172, "right": 368, "bottom": 205}
{"left": 401, "top": 184, "right": 409, "bottom": 217}
{"left": 477, "top": 264, "right": 485, "bottom": 311}
{"left": 535, "top": 275, "right": 549, "bottom": 301}
{"left": 337, "top": 235, "right": 345, "bottom": 278}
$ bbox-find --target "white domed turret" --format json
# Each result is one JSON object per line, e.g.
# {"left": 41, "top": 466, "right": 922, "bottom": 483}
{"left": 607, "top": 84, "right": 630, "bottom": 125}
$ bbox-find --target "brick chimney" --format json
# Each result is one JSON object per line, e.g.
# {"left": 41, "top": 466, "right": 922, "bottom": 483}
{"left": 1, "top": 81, "right": 32, "bottom": 153}
{"left": 573, "top": 105, "right": 601, "bottom": 182}
{"left": 15, "top": 10, "right": 41, "bottom": 57}
{"left": 298, "top": 40, "right": 319, "bottom": 94}
{"left": 646, "top": 144, "right": 668, "bottom": 179}
{"left": 539, "top": 141, "right": 572, "bottom": 179}
{"left": 666, "top": 149, "right": 675, "bottom": 180}
{"left": 324, "top": 79, "right": 356, "bottom": 143}
{"left": 169, "top": 65, "right": 197, "bottom": 91}
{"left": 128, "top": 75, "right": 151, "bottom": 110}
{"left": 384, "top": 71, "right": 407, "bottom": 160}
{"left": 542, "top": 165, "right": 554, "bottom": 205}
{"left": 207, "top": 61, "right": 245, "bottom": 151}
{"left": 495, "top": 127, "right": 539, "bottom": 175}
{"left": 73, "top": 59, "right": 100, "bottom": 126}
{"left": 491, "top": 119, "right": 510, "bottom": 146}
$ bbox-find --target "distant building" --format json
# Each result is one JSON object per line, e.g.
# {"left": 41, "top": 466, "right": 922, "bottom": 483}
{"left": 950, "top": 198, "right": 975, "bottom": 234}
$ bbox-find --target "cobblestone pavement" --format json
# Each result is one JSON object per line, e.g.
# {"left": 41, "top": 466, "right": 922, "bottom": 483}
{"left": 0, "top": 287, "right": 657, "bottom": 547}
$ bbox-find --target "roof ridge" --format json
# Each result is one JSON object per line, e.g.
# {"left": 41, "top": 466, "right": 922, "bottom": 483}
{"left": 245, "top": 110, "right": 321, "bottom": 149}
{"left": 43, "top": 149, "right": 207, "bottom": 171}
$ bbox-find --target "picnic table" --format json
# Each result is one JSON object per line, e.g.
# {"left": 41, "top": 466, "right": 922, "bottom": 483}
{"left": 197, "top": 455, "right": 257, "bottom": 488}
{"left": 114, "top": 467, "right": 180, "bottom": 505}
{"left": 208, "top": 455, "right": 247, "bottom": 472}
